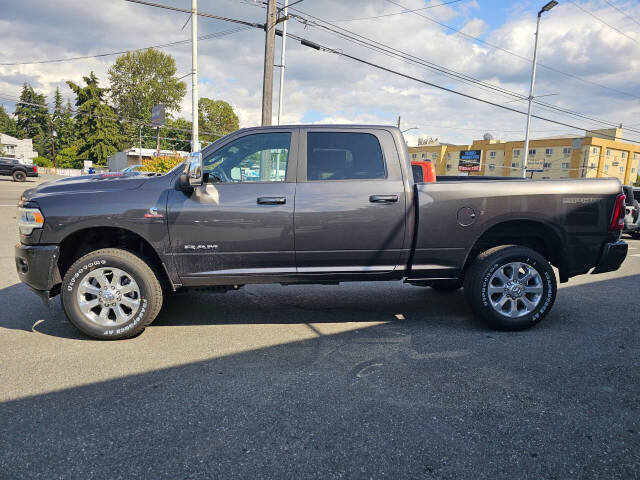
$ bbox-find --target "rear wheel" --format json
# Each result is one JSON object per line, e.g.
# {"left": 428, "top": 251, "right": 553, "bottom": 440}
{"left": 13, "top": 170, "right": 26, "bottom": 182}
{"left": 61, "top": 248, "right": 163, "bottom": 339}
{"left": 464, "top": 245, "right": 556, "bottom": 330}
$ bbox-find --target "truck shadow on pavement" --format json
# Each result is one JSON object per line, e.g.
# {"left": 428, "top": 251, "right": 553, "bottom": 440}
{"left": 0, "top": 275, "right": 638, "bottom": 479}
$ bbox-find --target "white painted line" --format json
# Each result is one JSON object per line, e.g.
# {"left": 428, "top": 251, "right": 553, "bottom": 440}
{"left": 630, "top": 254, "right": 640, "bottom": 257}
{"left": 0, "top": 205, "right": 17, "bottom": 207}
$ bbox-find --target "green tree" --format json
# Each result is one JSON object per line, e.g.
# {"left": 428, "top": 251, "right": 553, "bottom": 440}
{"left": 56, "top": 145, "right": 80, "bottom": 168}
{"left": 0, "top": 105, "right": 18, "bottom": 137}
{"left": 51, "top": 88, "right": 77, "bottom": 153}
{"left": 198, "top": 97, "right": 239, "bottom": 143}
{"left": 108, "top": 49, "right": 186, "bottom": 136}
{"left": 14, "top": 83, "right": 50, "bottom": 156}
{"left": 67, "top": 72, "right": 124, "bottom": 165}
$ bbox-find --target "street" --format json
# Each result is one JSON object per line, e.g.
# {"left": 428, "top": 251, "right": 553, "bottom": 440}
{"left": 0, "top": 176, "right": 639, "bottom": 479}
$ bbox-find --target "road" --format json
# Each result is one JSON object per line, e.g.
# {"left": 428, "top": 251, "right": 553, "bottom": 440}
{"left": 0, "top": 175, "right": 638, "bottom": 479}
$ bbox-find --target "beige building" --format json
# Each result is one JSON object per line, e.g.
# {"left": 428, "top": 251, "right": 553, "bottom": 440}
{"left": 408, "top": 128, "right": 640, "bottom": 184}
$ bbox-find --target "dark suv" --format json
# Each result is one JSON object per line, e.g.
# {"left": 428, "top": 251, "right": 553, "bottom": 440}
{"left": 0, "top": 157, "right": 38, "bottom": 182}
{"left": 623, "top": 185, "right": 639, "bottom": 237}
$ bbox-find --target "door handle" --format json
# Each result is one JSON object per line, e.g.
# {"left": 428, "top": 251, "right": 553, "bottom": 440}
{"left": 257, "top": 196, "right": 286, "bottom": 205}
{"left": 369, "top": 195, "right": 398, "bottom": 203}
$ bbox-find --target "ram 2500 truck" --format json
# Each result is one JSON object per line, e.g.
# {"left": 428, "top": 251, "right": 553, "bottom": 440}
{"left": 15, "top": 125, "right": 628, "bottom": 339}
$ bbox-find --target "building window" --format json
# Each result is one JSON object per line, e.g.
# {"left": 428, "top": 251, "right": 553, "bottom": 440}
{"left": 589, "top": 163, "right": 597, "bottom": 169}
{"left": 489, "top": 151, "right": 497, "bottom": 158}
{"left": 431, "top": 153, "right": 437, "bottom": 160}
{"left": 512, "top": 162, "right": 519, "bottom": 168}
{"left": 632, "top": 168, "right": 636, "bottom": 174}
{"left": 619, "top": 167, "right": 624, "bottom": 173}
{"left": 421, "top": 153, "right": 425, "bottom": 158}
{"left": 604, "top": 165, "right": 609, "bottom": 172}
{"left": 543, "top": 162, "right": 552, "bottom": 168}
{"left": 513, "top": 149, "right": 520, "bottom": 157}
{"left": 489, "top": 164, "right": 495, "bottom": 171}
{"left": 592, "top": 147, "right": 599, "bottom": 155}
{"left": 545, "top": 148, "right": 553, "bottom": 155}
{"left": 412, "top": 154, "right": 417, "bottom": 159}
{"left": 621, "top": 152, "right": 627, "bottom": 159}
{"left": 446, "top": 164, "right": 452, "bottom": 170}
{"left": 612, "top": 161, "right": 619, "bottom": 166}
{"left": 563, "top": 147, "right": 571, "bottom": 155}
{"left": 447, "top": 153, "right": 451, "bottom": 159}
{"left": 542, "top": 176, "right": 550, "bottom": 179}
{"left": 606, "top": 149, "right": 611, "bottom": 156}
{"left": 528, "top": 149, "right": 536, "bottom": 155}
{"left": 634, "top": 153, "right": 639, "bottom": 160}
{"left": 561, "top": 162, "right": 570, "bottom": 169}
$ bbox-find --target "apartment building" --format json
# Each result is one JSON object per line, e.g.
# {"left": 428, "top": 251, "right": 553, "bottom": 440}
{"left": 408, "top": 128, "right": 640, "bottom": 184}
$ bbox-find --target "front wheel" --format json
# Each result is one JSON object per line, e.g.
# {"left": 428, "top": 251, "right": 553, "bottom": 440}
{"left": 61, "top": 248, "right": 163, "bottom": 339}
{"left": 13, "top": 170, "right": 26, "bottom": 182}
{"left": 464, "top": 245, "right": 556, "bottom": 331}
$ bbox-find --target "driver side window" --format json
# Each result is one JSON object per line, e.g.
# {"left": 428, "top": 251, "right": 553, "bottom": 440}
{"left": 203, "top": 132, "right": 290, "bottom": 183}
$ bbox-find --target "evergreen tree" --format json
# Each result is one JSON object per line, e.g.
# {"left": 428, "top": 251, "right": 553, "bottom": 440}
{"left": 52, "top": 90, "right": 76, "bottom": 151}
{"left": 14, "top": 83, "right": 50, "bottom": 157}
{"left": 0, "top": 105, "right": 18, "bottom": 137}
{"left": 67, "top": 72, "right": 124, "bottom": 166}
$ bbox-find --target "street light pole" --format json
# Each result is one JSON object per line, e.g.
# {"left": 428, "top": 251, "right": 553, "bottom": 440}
{"left": 522, "top": 0, "right": 557, "bottom": 179}
{"left": 277, "top": 0, "right": 288, "bottom": 125}
{"left": 262, "top": 0, "right": 277, "bottom": 126}
{"left": 191, "top": 0, "right": 199, "bottom": 152}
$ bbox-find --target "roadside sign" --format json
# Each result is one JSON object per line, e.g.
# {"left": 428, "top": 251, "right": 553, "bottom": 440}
{"left": 151, "top": 105, "right": 165, "bottom": 127}
{"left": 527, "top": 169, "right": 544, "bottom": 173}
{"left": 459, "top": 150, "right": 481, "bottom": 172}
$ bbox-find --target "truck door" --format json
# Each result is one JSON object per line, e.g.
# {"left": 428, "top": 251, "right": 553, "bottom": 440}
{"left": 167, "top": 129, "right": 298, "bottom": 281}
{"left": 294, "top": 129, "right": 407, "bottom": 274}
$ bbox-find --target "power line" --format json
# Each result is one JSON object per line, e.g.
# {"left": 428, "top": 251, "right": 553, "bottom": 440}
{"left": 568, "top": 0, "right": 639, "bottom": 44}
{"left": 279, "top": 31, "right": 640, "bottom": 144}
{"left": 284, "top": 6, "right": 640, "bottom": 136}
{"left": 374, "top": 0, "right": 640, "bottom": 100}
{"left": 0, "top": 26, "right": 249, "bottom": 66}
{"left": 332, "top": 0, "right": 462, "bottom": 22}
{"left": 603, "top": 0, "right": 640, "bottom": 27}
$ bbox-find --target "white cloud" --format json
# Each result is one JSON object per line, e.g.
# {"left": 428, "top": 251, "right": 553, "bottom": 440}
{"left": 0, "top": 0, "right": 639, "bottom": 146}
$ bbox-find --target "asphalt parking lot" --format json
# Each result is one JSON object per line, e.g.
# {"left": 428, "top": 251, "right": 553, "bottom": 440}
{"left": 0, "top": 175, "right": 638, "bottom": 479}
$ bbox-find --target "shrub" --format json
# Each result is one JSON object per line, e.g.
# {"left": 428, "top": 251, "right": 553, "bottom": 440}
{"left": 33, "top": 156, "right": 53, "bottom": 167}
{"left": 142, "top": 152, "right": 184, "bottom": 173}
{"left": 56, "top": 145, "right": 82, "bottom": 169}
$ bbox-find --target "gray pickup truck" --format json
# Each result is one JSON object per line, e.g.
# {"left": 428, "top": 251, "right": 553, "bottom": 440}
{"left": 15, "top": 125, "right": 628, "bottom": 339}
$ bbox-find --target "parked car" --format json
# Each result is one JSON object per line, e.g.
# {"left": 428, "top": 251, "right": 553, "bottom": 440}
{"left": 15, "top": 125, "right": 628, "bottom": 339}
{"left": 0, "top": 157, "right": 38, "bottom": 182}
{"left": 410, "top": 160, "right": 436, "bottom": 183}
{"left": 622, "top": 185, "right": 639, "bottom": 237}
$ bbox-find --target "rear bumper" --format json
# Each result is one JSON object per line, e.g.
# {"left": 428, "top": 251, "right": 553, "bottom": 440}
{"left": 14, "top": 243, "right": 60, "bottom": 305}
{"left": 27, "top": 171, "right": 39, "bottom": 177}
{"left": 591, "top": 240, "right": 628, "bottom": 275}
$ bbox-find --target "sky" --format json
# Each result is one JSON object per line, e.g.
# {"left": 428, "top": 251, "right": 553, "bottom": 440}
{"left": 0, "top": 0, "right": 639, "bottom": 147}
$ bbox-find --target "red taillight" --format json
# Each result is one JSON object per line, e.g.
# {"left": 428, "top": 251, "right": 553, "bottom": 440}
{"left": 32, "top": 165, "right": 38, "bottom": 173}
{"left": 424, "top": 161, "right": 437, "bottom": 183}
{"left": 609, "top": 194, "right": 626, "bottom": 231}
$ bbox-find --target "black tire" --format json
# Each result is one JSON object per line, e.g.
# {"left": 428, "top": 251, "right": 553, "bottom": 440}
{"left": 12, "top": 170, "right": 26, "bottom": 182}
{"left": 428, "top": 279, "right": 463, "bottom": 292}
{"left": 61, "top": 248, "right": 163, "bottom": 339}
{"left": 463, "top": 245, "right": 557, "bottom": 331}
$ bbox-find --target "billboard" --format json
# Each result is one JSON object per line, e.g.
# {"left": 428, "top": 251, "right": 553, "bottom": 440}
{"left": 458, "top": 150, "right": 481, "bottom": 172}
{"left": 151, "top": 104, "right": 165, "bottom": 127}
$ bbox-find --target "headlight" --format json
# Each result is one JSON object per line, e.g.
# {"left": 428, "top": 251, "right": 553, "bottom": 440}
{"left": 18, "top": 207, "right": 44, "bottom": 235}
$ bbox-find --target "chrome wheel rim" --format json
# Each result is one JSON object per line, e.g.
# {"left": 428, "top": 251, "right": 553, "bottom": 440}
{"left": 76, "top": 267, "right": 141, "bottom": 326}
{"left": 487, "top": 262, "right": 543, "bottom": 318}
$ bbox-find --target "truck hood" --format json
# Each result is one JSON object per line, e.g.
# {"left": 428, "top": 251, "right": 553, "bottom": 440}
{"left": 21, "top": 174, "right": 151, "bottom": 203}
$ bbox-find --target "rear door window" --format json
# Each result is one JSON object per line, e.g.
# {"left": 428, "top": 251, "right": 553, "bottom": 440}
{"left": 306, "top": 132, "right": 385, "bottom": 181}
{"left": 412, "top": 164, "right": 424, "bottom": 183}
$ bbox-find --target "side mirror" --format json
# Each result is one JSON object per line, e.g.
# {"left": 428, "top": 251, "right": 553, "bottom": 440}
{"left": 187, "top": 152, "right": 203, "bottom": 187}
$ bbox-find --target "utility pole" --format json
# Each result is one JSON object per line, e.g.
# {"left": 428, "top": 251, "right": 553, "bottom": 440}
{"left": 262, "top": 0, "right": 277, "bottom": 126}
{"left": 522, "top": 0, "right": 557, "bottom": 178}
{"left": 191, "top": 0, "right": 199, "bottom": 152}
{"left": 139, "top": 125, "right": 143, "bottom": 163}
{"left": 156, "top": 126, "right": 161, "bottom": 157}
{"left": 277, "top": 0, "right": 288, "bottom": 125}
{"left": 397, "top": 115, "right": 401, "bottom": 129}
{"left": 49, "top": 119, "right": 57, "bottom": 169}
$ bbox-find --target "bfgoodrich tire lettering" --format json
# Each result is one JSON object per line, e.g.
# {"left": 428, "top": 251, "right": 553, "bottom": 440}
{"left": 464, "top": 245, "right": 557, "bottom": 330}
{"left": 61, "top": 248, "right": 163, "bottom": 339}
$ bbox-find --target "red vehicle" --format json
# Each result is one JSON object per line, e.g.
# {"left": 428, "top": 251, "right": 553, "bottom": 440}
{"left": 410, "top": 160, "right": 436, "bottom": 183}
